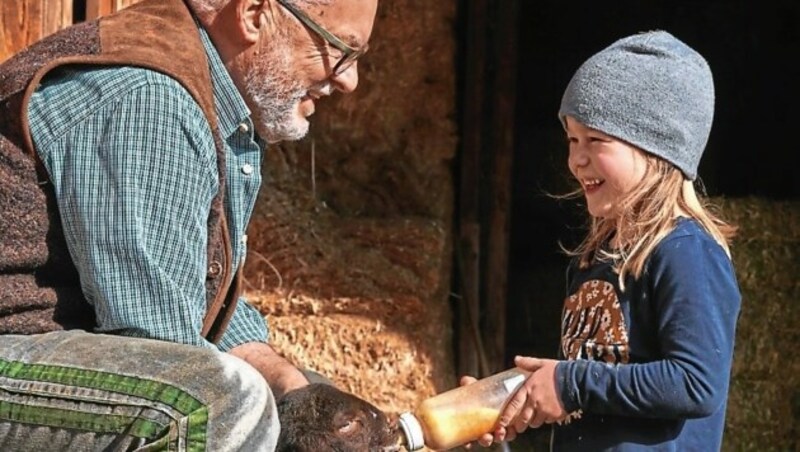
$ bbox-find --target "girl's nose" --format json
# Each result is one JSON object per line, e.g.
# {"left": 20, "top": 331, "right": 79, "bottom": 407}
{"left": 569, "top": 146, "right": 589, "bottom": 168}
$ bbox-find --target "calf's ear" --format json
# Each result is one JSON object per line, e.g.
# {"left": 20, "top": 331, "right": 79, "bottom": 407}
{"left": 333, "top": 410, "right": 366, "bottom": 436}
{"left": 300, "top": 368, "right": 336, "bottom": 386}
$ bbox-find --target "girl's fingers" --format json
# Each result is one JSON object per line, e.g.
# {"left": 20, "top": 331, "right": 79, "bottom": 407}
{"left": 514, "top": 355, "right": 544, "bottom": 371}
{"left": 477, "top": 432, "right": 495, "bottom": 447}
{"left": 530, "top": 408, "right": 549, "bottom": 429}
{"left": 498, "top": 386, "right": 527, "bottom": 427}
{"left": 513, "top": 405, "right": 534, "bottom": 433}
{"left": 505, "top": 427, "right": 518, "bottom": 442}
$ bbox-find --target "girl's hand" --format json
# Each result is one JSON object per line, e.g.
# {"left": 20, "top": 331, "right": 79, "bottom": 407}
{"left": 514, "top": 356, "right": 568, "bottom": 427}
{"left": 458, "top": 375, "right": 514, "bottom": 448}
{"left": 495, "top": 357, "right": 546, "bottom": 436}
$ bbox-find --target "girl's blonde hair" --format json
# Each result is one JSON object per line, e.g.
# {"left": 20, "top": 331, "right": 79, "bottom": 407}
{"left": 566, "top": 154, "right": 736, "bottom": 290}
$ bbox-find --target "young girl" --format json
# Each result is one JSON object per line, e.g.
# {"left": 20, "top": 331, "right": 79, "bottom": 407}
{"left": 488, "top": 31, "right": 742, "bottom": 451}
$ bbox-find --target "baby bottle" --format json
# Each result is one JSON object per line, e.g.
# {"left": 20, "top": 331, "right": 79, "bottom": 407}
{"left": 397, "top": 367, "right": 529, "bottom": 451}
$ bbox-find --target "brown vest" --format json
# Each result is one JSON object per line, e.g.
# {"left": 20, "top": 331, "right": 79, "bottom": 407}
{"left": 0, "top": 0, "right": 240, "bottom": 342}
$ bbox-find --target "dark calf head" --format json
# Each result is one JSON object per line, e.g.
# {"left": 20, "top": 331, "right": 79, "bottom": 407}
{"left": 276, "top": 383, "right": 399, "bottom": 452}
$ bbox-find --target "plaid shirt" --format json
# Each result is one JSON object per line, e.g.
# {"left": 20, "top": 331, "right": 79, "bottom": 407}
{"left": 27, "top": 25, "right": 268, "bottom": 352}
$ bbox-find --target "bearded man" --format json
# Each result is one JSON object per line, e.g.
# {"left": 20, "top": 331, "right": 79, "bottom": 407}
{"left": 0, "top": 0, "right": 378, "bottom": 450}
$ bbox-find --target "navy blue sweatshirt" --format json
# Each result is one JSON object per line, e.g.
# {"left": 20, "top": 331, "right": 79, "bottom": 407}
{"left": 553, "top": 218, "right": 741, "bottom": 451}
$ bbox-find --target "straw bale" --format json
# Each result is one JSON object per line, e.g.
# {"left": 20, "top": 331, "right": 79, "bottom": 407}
{"left": 243, "top": 181, "right": 456, "bottom": 419}
{"left": 713, "top": 197, "right": 800, "bottom": 451}
{"left": 265, "top": 0, "right": 458, "bottom": 221}
{"left": 250, "top": 291, "right": 450, "bottom": 416}
{"left": 726, "top": 379, "right": 798, "bottom": 449}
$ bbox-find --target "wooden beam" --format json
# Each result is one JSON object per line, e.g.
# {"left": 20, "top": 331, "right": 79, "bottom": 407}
{"left": 484, "top": 0, "right": 520, "bottom": 374}
{"left": 457, "top": 0, "right": 489, "bottom": 379}
{"left": 84, "top": 0, "right": 112, "bottom": 20}
{"left": 85, "top": 0, "right": 140, "bottom": 20}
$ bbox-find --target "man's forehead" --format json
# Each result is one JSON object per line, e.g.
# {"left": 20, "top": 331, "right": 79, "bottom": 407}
{"left": 308, "top": 0, "right": 378, "bottom": 46}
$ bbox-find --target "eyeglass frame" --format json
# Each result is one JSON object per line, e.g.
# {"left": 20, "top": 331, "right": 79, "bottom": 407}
{"left": 275, "top": 0, "right": 368, "bottom": 76}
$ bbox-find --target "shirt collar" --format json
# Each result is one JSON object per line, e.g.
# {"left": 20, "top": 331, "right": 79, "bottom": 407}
{"left": 197, "top": 22, "right": 252, "bottom": 139}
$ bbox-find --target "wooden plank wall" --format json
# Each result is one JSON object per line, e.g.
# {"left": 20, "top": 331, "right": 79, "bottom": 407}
{"left": 1, "top": 0, "right": 141, "bottom": 62}
{"left": 85, "top": 0, "right": 139, "bottom": 20}
{"left": 1, "top": 0, "right": 72, "bottom": 62}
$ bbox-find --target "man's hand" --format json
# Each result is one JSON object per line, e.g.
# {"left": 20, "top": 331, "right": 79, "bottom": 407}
{"left": 229, "top": 342, "right": 309, "bottom": 398}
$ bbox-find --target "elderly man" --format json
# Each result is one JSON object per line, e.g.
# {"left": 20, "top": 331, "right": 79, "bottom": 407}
{"left": 0, "top": 0, "right": 378, "bottom": 450}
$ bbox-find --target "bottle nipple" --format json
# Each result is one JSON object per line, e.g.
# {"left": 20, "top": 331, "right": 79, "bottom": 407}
{"left": 398, "top": 412, "right": 425, "bottom": 451}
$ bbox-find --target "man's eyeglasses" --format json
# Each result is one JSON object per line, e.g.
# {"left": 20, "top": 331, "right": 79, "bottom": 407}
{"left": 275, "top": 0, "right": 368, "bottom": 76}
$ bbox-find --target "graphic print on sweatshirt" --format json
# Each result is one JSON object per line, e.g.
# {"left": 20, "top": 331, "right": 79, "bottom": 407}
{"left": 561, "top": 279, "right": 630, "bottom": 363}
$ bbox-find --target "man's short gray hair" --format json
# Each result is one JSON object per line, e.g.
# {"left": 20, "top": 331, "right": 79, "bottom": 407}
{"left": 190, "top": 0, "right": 331, "bottom": 16}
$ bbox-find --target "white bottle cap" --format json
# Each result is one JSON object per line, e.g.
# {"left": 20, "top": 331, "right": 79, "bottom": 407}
{"left": 398, "top": 412, "right": 425, "bottom": 451}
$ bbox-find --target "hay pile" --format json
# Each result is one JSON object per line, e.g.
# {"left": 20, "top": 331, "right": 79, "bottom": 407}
{"left": 244, "top": 186, "right": 456, "bottom": 418}
{"left": 716, "top": 197, "right": 799, "bottom": 451}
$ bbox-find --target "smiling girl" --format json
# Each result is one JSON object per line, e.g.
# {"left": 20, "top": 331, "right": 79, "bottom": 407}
{"left": 484, "top": 31, "right": 743, "bottom": 451}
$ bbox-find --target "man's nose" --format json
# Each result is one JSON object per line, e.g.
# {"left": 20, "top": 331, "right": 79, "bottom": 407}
{"left": 330, "top": 63, "right": 359, "bottom": 93}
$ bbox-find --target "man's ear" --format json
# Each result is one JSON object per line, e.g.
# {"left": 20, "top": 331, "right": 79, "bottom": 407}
{"left": 235, "top": 0, "right": 269, "bottom": 45}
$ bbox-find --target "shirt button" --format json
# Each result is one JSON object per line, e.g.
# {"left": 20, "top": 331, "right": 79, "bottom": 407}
{"left": 241, "top": 163, "right": 254, "bottom": 175}
{"left": 238, "top": 122, "right": 250, "bottom": 134}
{"left": 207, "top": 261, "right": 222, "bottom": 278}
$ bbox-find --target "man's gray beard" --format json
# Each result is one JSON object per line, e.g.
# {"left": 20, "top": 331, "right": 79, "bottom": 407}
{"left": 243, "top": 49, "right": 309, "bottom": 143}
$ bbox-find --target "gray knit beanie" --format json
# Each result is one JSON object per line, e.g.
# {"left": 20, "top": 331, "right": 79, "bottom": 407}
{"left": 558, "top": 30, "right": 714, "bottom": 180}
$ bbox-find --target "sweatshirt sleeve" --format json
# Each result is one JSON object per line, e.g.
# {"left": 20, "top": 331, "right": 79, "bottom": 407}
{"left": 557, "top": 233, "right": 741, "bottom": 419}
